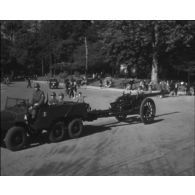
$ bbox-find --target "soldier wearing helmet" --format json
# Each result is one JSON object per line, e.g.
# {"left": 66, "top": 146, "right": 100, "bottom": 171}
{"left": 49, "top": 92, "right": 58, "bottom": 105}
{"left": 30, "top": 83, "right": 45, "bottom": 106}
{"left": 29, "top": 83, "right": 45, "bottom": 120}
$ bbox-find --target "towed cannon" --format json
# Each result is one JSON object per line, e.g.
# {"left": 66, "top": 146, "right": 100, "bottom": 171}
{"left": 1, "top": 92, "right": 156, "bottom": 151}
{"left": 87, "top": 92, "right": 156, "bottom": 123}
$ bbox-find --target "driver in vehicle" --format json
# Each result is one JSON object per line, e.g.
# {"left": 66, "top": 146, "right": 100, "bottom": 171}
{"left": 29, "top": 83, "right": 45, "bottom": 120}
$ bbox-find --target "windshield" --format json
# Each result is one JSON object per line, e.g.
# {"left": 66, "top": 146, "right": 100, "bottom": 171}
{"left": 5, "top": 97, "right": 29, "bottom": 110}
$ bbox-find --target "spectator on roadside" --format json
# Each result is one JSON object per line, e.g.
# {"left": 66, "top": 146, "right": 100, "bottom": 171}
{"left": 27, "top": 77, "right": 32, "bottom": 88}
{"left": 6, "top": 76, "right": 9, "bottom": 86}
{"left": 99, "top": 78, "right": 103, "bottom": 88}
{"left": 65, "top": 79, "right": 70, "bottom": 96}
{"left": 73, "top": 80, "right": 77, "bottom": 97}
{"left": 169, "top": 80, "right": 175, "bottom": 96}
{"left": 92, "top": 73, "right": 95, "bottom": 80}
{"left": 129, "top": 78, "right": 134, "bottom": 90}
{"left": 69, "top": 81, "right": 74, "bottom": 99}
{"left": 159, "top": 80, "right": 166, "bottom": 98}
{"left": 174, "top": 81, "right": 179, "bottom": 96}
{"left": 166, "top": 80, "right": 170, "bottom": 93}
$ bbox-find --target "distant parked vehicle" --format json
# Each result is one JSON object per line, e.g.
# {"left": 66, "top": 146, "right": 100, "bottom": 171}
{"left": 13, "top": 75, "right": 25, "bottom": 81}
{"left": 49, "top": 78, "right": 59, "bottom": 89}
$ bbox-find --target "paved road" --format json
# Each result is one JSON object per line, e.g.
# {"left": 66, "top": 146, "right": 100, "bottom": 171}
{"left": 1, "top": 82, "right": 194, "bottom": 175}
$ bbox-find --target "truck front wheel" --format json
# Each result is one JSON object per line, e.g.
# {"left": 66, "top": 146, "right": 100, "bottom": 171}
{"left": 5, "top": 126, "right": 27, "bottom": 151}
{"left": 68, "top": 118, "right": 83, "bottom": 139}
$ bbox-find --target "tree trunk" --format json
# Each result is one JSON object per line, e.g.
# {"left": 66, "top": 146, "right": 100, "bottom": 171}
{"left": 151, "top": 51, "right": 158, "bottom": 83}
{"left": 41, "top": 58, "right": 44, "bottom": 76}
{"left": 84, "top": 37, "right": 88, "bottom": 77}
{"left": 151, "top": 23, "right": 159, "bottom": 84}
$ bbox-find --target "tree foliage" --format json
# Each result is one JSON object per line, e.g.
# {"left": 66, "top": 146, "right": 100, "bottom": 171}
{"left": 1, "top": 20, "right": 195, "bottom": 81}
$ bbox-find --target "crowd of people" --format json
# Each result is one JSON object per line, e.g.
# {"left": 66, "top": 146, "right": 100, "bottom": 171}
{"left": 2, "top": 76, "right": 10, "bottom": 86}
{"left": 159, "top": 80, "right": 193, "bottom": 97}
{"left": 64, "top": 79, "right": 79, "bottom": 99}
{"left": 124, "top": 78, "right": 194, "bottom": 97}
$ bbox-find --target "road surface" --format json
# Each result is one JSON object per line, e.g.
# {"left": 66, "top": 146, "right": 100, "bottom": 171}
{"left": 1, "top": 82, "right": 194, "bottom": 175}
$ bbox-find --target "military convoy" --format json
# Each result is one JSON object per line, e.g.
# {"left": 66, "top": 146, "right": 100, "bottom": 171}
{"left": 1, "top": 93, "right": 156, "bottom": 151}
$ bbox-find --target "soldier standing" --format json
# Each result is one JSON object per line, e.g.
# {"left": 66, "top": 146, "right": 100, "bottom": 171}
{"left": 27, "top": 77, "right": 32, "bottom": 88}
{"left": 29, "top": 83, "right": 45, "bottom": 120}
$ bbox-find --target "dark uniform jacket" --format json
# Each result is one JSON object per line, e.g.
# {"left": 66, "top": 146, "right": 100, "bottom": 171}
{"left": 31, "top": 90, "right": 45, "bottom": 106}
{"left": 58, "top": 100, "right": 65, "bottom": 104}
{"left": 48, "top": 99, "right": 58, "bottom": 105}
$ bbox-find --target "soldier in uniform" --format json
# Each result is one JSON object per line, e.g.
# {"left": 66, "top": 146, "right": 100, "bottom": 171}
{"left": 76, "top": 92, "right": 85, "bottom": 102}
{"left": 29, "top": 83, "right": 45, "bottom": 120}
{"left": 58, "top": 92, "right": 65, "bottom": 104}
{"left": 48, "top": 92, "right": 58, "bottom": 105}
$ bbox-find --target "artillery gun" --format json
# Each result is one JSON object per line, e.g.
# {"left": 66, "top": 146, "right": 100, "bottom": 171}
{"left": 87, "top": 92, "right": 156, "bottom": 124}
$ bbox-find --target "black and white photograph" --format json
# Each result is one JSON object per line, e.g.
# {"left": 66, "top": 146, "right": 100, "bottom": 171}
{"left": 0, "top": 1, "right": 195, "bottom": 194}
{"left": 1, "top": 19, "right": 194, "bottom": 176}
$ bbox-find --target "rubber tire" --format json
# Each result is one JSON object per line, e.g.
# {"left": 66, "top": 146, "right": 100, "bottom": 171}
{"left": 49, "top": 121, "right": 66, "bottom": 143}
{"left": 5, "top": 126, "right": 27, "bottom": 151}
{"left": 68, "top": 118, "right": 83, "bottom": 139}
{"left": 140, "top": 98, "right": 156, "bottom": 124}
{"left": 115, "top": 114, "right": 127, "bottom": 122}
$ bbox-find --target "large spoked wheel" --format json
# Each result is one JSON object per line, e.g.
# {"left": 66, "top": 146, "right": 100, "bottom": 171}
{"left": 49, "top": 121, "right": 66, "bottom": 143}
{"left": 68, "top": 118, "right": 83, "bottom": 139}
{"left": 140, "top": 98, "right": 156, "bottom": 124}
{"left": 115, "top": 113, "right": 127, "bottom": 122}
{"left": 5, "top": 126, "right": 27, "bottom": 151}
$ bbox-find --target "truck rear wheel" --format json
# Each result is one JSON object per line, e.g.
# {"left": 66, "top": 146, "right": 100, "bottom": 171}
{"left": 140, "top": 98, "right": 156, "bottom": 124}
{"left": 5, "top": 126, "right": 27, "bottom": 151}
{"left": 68, "top": 118, "right": 83, "bottom": 139}
{"left": 49, "top": 121, "right": 66, "bottom": 143}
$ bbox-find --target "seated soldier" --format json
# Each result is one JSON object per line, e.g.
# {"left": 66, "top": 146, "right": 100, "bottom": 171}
{"left": 76, "top": 92, "right": 85, "bottom": 102}
{"left": 58, "top": 92, "right": 65, "bottom": 104}
{"left": 29, "top": 83, "right": 45, "bottom": 120}
{"left": 48, "top": 92, "right": 58, "bottom": 105}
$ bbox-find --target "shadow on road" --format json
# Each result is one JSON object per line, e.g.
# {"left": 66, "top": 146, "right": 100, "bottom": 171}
{"left": 82, "top": 117, "right": 164, "bottom": 137}
{"left": 156, "top": 111, "right": 179, "bottom": 117}
{"left": 1, "top": 116, "right": 164, "bottom": 152}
